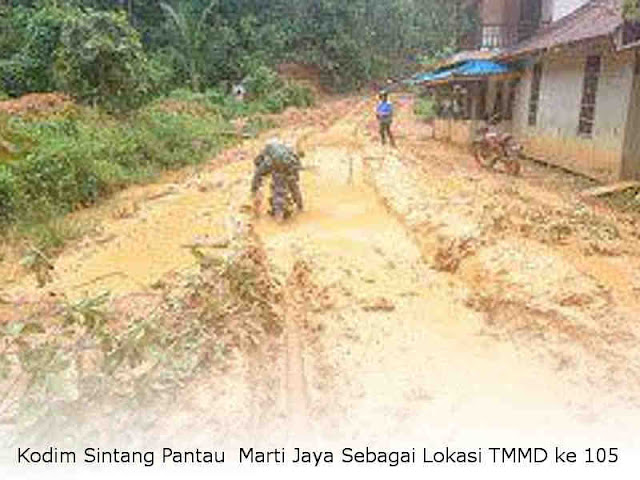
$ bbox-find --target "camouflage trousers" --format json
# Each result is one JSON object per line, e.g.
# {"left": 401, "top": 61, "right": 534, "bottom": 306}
{"left": 269, "top": 171, "right": 303, "bottom": 218}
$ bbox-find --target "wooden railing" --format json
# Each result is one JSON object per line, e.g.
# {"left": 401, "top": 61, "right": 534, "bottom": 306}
{"left": 469, "top": 21, "right": 540, "bottom": 50}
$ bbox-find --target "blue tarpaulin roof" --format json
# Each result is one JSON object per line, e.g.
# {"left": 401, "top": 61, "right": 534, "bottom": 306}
{"left": 406, "top": 60, "right": 512, "bottom": 85}
{"left": 454, "top": 60, "right": 510, "bottom": 76}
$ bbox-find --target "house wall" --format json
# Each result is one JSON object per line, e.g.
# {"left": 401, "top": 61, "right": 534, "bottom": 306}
{"left": 541, "top": 0, "right": 554, "bottom": 24}
{"left": 481, "top": 0, "right": 522, "bottom": 25}
{"left": 481, "top": 0, "right": 511, "bottom": 24}
{"left": 622, "top": 54, "right": 640, "bottom": 180}
{"left": 512, "top": 44, "right": 635, "bottom": 182}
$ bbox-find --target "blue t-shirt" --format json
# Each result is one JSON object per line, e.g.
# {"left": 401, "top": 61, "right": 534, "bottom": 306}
{"left": 376, "top": 101, "right": 393, "bottom": 119}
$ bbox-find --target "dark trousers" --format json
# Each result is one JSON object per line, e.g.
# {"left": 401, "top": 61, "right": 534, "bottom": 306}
{"left": 379, "top": 120, "right": 396, "bottom": 147}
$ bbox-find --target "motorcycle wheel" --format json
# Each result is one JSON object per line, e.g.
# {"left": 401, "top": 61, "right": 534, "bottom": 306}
{"left": 473, "top": 142, "right": 498, "bottom": 169}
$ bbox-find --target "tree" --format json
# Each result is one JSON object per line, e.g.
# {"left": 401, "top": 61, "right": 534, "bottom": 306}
{"left": 2, "top": 0, "right": 478, "bottom": 96}
{"left": 0, "top": 5, "right": 65, "bottom": 96}
{"left": 159, "top": 0, "right": 218, "bottom": 91}
{"left": 53, "top": 9, "right": 152, "bottom": 109}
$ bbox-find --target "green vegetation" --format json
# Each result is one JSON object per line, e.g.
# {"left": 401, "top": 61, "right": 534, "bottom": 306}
{"left": 0, "top": 0, "right": 474, "bottom": 248}
{"left": 413, "top": 96, "right": 436, "bottom": 122}
{"left": 53, "top": 9, "right": 152, "bottom": 110}
{"left": 0, "top": 82, "right": 311, "bottom": 246}
{"left": 1, "top": 1, "right": 476, "bottom": 98}
{"left": 623, "top": 0, "right": 640, "bottom": 21}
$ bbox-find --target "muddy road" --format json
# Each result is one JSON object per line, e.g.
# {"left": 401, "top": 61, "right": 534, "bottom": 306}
{"left": 2, "top": 96, "right": 640, "bottom": 448}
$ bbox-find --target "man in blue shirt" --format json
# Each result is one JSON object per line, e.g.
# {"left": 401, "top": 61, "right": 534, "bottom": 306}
{"left": 376, "top": 90, "right": 396, "bottom": 147}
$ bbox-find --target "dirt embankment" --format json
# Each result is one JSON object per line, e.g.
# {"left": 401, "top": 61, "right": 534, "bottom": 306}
{"left": 0, "top": 93, "right": 74, "bottom": 117}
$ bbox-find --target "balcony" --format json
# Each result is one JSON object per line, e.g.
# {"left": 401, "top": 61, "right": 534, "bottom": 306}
{"left": 480, "top": 24, "right": 518, "bottom": 49}
{"left": 473, "top": 21, "right": 540, "bottom": 50}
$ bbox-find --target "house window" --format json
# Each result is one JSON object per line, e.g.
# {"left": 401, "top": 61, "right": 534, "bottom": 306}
{"left": 578, "top": 55, "right": 601, "bottom": 137}
{"left": 528, "top": 63, "right": 542, "bottom": 126}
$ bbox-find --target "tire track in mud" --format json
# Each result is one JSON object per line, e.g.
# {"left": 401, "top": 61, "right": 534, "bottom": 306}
{"left": 276, "top": 101, "right": 372, "bottom": 437}
{"left": 236, "top": 101, "right": 372, "bottom": 442}
{"left": 282, "top": 262, "right": 312, "bottom": 436}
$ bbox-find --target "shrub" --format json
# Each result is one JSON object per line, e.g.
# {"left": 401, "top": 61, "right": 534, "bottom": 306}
{"left": 282, "top": 82, "right": 314, "bottom": 108}
{"left": 204, "top": 88, "right": 227, "bottom": 105}
{"left": 53, "top": 9, "right": 152, "bottom": 111}
{"left": 0, "top": 77, "right": 303, "bottom": 236}
{"left": 245, "top": 66, "right": 282, "bottom": 98}
{"left": 18, "top": 144, "right": 105, "bottom": 213}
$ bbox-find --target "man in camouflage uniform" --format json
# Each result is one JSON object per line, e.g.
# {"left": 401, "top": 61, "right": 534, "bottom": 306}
{"left": 251, "top": 138, "right": 304, "bottom": 222}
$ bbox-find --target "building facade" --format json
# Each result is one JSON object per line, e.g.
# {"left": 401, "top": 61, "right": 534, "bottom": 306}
{"left": 506, "top": 0, "right": 640, "bottom": 182}
{"left": 426, "top": 0, "right": 640, "bottom": 182}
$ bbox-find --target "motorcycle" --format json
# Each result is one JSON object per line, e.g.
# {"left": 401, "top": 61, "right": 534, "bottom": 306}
{"left": 472, "top": 118, "right": 522, "bottom": 176}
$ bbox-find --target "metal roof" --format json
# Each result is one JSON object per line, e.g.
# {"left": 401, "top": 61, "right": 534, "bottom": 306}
{"left": 503, "top": 0, "right": 623, "bottom": 58}
{"left": 408, "top": 60, "right": 512, "bottom": 85}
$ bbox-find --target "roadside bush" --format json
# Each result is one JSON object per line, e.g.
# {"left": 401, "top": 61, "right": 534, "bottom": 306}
{"left": 18, "top": 142, "right": 105, "bottom": 214}
{"left": 242, "top": 66, "right": 314, "bottom": 111}
{"left": 167, "top": 81, "right": 314, "bottom": 117}
{"left": 0, "top": 77, "right": 307, "bottom": 240}
{"left": 262, "top": 88, "right": 286, "bottom": 113}
{"left": 54, "top": 9, "right": 152, "bottom": 111}
{"left": 204, "top": 88, "right": 227, "bottom": 105}
{"left": 245, "top": 66, "right": 282, "bottom": 98}
{"left": 130, "top": 107, "right": 230, "bottom": 169}
{"left": 281, "top": 82, "right": 314, "bottom": 108}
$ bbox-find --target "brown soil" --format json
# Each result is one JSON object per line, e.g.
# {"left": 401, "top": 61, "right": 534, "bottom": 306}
{"left": 0, "top": 92, "right": 74, "bottom": 116}
{"left": 277, "top": 62, "right": 333, "bottom": 98}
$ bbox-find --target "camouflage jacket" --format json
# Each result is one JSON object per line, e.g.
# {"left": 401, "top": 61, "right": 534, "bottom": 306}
{"left": 251, "top": 142, "right": 301, "bottom": 194}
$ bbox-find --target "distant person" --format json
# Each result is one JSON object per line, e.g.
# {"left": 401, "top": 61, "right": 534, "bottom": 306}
{"left": 376, "top": 90, "right": 396, "bottom": 147}
{"left": 251, "top": 138, "right": 304, "bottom": 222}
{"left": 232, "top": 83, "right": 246, "bottom": 101}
